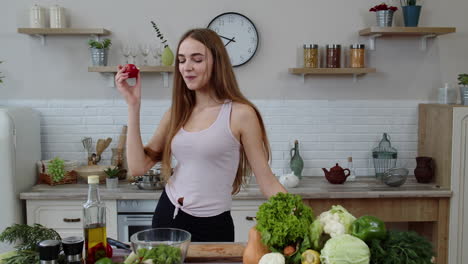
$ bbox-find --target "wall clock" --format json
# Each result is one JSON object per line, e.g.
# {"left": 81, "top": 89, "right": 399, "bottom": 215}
{"left": 207, "top": 12, "right": 259, "bottom": 67}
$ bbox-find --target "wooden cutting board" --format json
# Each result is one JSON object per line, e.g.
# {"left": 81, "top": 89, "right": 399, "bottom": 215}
{"left": 185, "top": 242, "right": 245, "bottom": 263}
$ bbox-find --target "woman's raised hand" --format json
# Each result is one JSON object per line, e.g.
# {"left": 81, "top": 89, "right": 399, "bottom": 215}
{"left": 115, "top": 64, "right": 141, "bottom": 106}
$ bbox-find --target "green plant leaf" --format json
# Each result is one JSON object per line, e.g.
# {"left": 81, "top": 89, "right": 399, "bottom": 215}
{"left": 88, "top": 38, "right": 112, "bottom": 49}
{"left": 48, "top": 157, "right": 65, "bottom": 182}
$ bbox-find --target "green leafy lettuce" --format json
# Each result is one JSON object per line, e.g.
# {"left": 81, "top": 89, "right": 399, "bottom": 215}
{"left": 137, "top": 244, "right": 182, "bottom": 264}
{"left": 256, "top": 192, "right": 314, "bottom": 253}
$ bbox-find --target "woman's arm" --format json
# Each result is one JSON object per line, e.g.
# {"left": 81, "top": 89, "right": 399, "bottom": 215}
{"left": 115, "top": 65, "right": 171, "bottom": 176}
{"left": 126, "top": 109, "right": 171, "bottom": 176}
{"left": 235, "top": 104, "right": 287, "bottom": 198}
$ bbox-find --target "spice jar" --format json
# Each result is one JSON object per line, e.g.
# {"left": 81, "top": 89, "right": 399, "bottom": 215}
{"left": 29, "top": 4, "right": 46, "bottom": 28}
{"left": 38, "top": 240, "right": 61, "bottom": 264}
{"left": 349, "top": 44, "right": 366, "bottom": 68}
{"left": 49, "top": 4, "right": 66, "bottom": 28}
{"left": 303, "top": 44, "right": 319, "bottom": 68}
{"left": 326, "top": 44, "right": 341, "bottom": 68}
{"left": 62, "top": 236, "right": 84, "bottom": 264}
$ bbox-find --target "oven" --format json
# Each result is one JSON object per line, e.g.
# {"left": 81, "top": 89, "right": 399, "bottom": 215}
{"left": 117, "top": 200, "right": 158, "bottom": 242}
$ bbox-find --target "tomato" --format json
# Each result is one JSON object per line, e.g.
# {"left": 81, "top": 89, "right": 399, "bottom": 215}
{"left": 106, "top": 243, "right": 113, "bottom": 258}
{"left": 87, "top": 243, "right": 107, "bottom": 264}
{"left": 124, "top": 64, "right": 139, "bottom": 78}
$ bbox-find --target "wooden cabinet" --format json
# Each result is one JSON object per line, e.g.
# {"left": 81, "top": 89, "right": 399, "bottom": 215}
{"left": 26, "top": 200, "right": 118, "bottom": 239}
{"left": 418, "top": 104, "right": 468, "bottom": 264}
{"left": 231, "top": 200, "right": 264, "bottom": 242}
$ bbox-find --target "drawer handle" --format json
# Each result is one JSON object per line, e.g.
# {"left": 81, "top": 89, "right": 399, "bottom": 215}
{"left": 245, "top": 216, "right": 256, "bottom": 221}
{"left": 63, "top": 218, "right": 81, "bottom": 223}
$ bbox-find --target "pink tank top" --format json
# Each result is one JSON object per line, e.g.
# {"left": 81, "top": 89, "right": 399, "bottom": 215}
{"left": 165, "top": 100, "right": 241, "bottom": 218}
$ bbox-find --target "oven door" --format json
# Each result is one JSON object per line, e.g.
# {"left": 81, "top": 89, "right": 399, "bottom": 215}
{"left": 117, "top": 214, "right": 153, "bottom": 242}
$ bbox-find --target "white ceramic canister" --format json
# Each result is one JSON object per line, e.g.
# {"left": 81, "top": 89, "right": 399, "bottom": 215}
{"left": 29, "top": 4, "right": 46, "bottom": 28}
{"left": 49, "top": 5, "right": 66, "bottom": 28}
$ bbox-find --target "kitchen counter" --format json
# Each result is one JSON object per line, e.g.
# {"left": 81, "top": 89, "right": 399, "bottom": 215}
{"left": 19, "top": 176, "right": 451, "bottom": 200}
{"left": 20, "top": 176, "right": 451, "bottom": 264}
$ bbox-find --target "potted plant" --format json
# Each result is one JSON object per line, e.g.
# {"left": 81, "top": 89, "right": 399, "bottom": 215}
{"left": 88, "top": 38, "right": 112, "bottom": 66}
{"left": 370, "top": 3, "right": 398, "bottom": 27}
{"left": 151, "top": 21, "right": 174, "bottom": 66}
{"left": 104, "top": 166, "right": 120, "bottom": 189}
{"left": 458, "top": 74, "right": 468, "bottom": 105}
{"left": 400, "top": 0, "right": 422, "bottom": 27}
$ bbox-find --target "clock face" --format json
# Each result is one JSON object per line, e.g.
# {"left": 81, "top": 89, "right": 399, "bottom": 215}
{"left": 207, "top": 12, "right": 259, "bottom": 67}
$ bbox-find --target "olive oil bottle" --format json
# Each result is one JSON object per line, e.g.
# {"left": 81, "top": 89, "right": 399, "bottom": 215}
{"left": 83, "top": 175, "right": 108, "bottom": 264}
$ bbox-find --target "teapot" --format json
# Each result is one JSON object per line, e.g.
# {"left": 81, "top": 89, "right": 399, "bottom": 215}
{"left": 322, "top": 163, "right": 350, "bottom": 184}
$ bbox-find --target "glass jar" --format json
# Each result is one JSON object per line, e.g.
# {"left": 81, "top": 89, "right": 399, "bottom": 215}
{"left": 326, "top": 44, "right": 341, "bottom": 68}
{"left": 303, "top": 44, "right": 319, "bottom": 68}
{"left": 349, "top": 44, "right": 366, "bottom": 68}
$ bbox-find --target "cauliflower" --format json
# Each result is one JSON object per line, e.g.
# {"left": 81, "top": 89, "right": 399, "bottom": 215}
{"left": 259, "top": 252, "right": 285, "bottom": 264}
{"left": 318, "top": 205, "right": 356, "bottom": 238}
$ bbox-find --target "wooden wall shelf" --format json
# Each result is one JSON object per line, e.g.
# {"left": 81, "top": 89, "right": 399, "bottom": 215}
{"left": 289, "top": 67, "right": 376, "bottom": 75}
{"left": 88, "top": 65, "right": 174, "bottom": 73}
{"left": 358, "top": 26, "right": 456, "bottom": 50}
{"left": 289, "top": 67, "right": 376, "bottom": 82}
{"left": 359, "top": 27, "right": 456, "bottom": 36}
{"left": 88, "top": 65, "right": 175, "bottom": 88}
{"left": 18, "top": 28, "right": 110, "bottom": 35}
{"left": 17, "top": 28, "right": 111, "bottom": 45}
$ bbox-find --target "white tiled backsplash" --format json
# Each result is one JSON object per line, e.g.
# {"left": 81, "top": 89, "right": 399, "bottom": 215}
{"left": 1, "top": 99, "right": 422, "bottom": 177}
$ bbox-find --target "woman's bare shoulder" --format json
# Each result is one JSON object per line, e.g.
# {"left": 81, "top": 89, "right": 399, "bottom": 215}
{"left": 231, "top": 102, "right": 257, "bottom": 119}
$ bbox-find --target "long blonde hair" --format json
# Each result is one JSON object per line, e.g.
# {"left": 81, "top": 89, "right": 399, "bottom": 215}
{"left": 159, "top": 28, "right": 270, "bottom": 194}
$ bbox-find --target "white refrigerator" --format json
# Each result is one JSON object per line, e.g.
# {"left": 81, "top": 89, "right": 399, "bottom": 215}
{"left": 0, "top": 106, "right": 41, "bottom": 252}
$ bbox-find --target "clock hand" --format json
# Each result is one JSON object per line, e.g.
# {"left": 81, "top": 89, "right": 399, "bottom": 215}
{"left": 225, "top": 37, "right": 236, "bottom": 47}
{"left": 219, "top": 35, "right": 236, "bottom": 43}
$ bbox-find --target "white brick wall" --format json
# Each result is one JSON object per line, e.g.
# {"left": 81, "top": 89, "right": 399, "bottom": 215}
{"left": 0, "top": 99, "right": 423, "bottom": 177}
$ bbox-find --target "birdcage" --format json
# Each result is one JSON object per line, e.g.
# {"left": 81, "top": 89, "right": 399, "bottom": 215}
{"left": 372, "top": 133, "right": 398, "bottom": 179}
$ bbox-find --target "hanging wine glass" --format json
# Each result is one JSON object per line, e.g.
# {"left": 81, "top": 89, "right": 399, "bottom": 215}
{"left": 139, "top": 43, "right": 151, "bottom": 66}
{"left": 129, "top": 45, "right": 138, "bottom": 65}
{"left": 150, "top": 44, "right": 162, "bottom": 66}
{"left": 121, "top": 44, "right": 131, "bottom": 64}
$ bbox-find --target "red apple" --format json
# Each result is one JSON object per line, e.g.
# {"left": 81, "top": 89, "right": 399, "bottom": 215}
{"left": 123, "top": 64, "right": 139, "bottom": 78}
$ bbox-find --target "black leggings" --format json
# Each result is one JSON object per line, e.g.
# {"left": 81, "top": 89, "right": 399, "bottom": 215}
{"left": 152, "top": 190, "right": 234, "bottom": 242}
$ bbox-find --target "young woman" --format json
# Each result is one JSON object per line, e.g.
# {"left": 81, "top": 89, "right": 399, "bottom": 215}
{"left": 115, "top": 28, "right": 286, "bottom": 242}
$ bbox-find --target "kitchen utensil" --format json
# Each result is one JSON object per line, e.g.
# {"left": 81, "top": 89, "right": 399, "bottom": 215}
{"left": 132, "top": 171, "right": 165, "bottom": 190}
{"left": 382, "top": 168, "right": 409, "bottom": 187}
{"left": 95, "top": 137, "right": 112, "bottom": 164}
{"left": 130, "top": 228, "right": 191, "bottom": 263}
{"left": 107, "top": 237, "right": 131, "bottom": 251}
{"left": 82, "top": 137, "right": 93, "bottom": 160}
{"left": 322, "top": 163, "right": 350, "bottom": 184}
{"left": 117, "top": 125, "right": 128, "bottom": 150}
{"left": 96, "top": 137, "right": 112, "bottom": 156}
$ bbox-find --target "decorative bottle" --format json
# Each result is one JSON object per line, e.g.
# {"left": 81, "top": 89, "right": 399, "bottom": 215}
{"left": 290, "top": 140, "right": 304, "bottom": 179}
{"left": 161, "top": 46, "right": 174, "bottom": 66}
{"left": 83, "top": 175, "right": 109, "bottom": 264}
